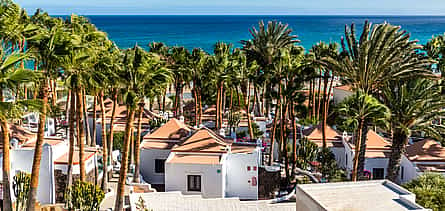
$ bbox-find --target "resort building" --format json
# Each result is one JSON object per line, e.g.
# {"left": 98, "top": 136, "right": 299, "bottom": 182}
{"left": 140, "top": 118, "right": 264, "bottom": 200}
{"left": 0, "top": 124, "right": 101, "bottom": 205}
{"left": 405, "top": 139, "right": 445, "bottom": 178}
{"left": 295, "top": 180, "right": 429, "bottom": 211}
{"left": 332, "top": 84, "right": 353, "bottom": 104}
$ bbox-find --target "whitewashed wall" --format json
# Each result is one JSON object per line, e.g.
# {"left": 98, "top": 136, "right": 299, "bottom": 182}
{"left": 224, "top": 149, "right": 260, "bottom": 200}
{"left": 165, "top": 154, "right": 224, "bottom": 198}
{"left": 140, "top": 148, "right": 171, "bottom": 184}
{"left": 333, "top": 88, "right": 353, "bottom": 104}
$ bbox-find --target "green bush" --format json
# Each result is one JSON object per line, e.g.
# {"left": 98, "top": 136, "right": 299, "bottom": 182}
{"left": 403, "top": 173, "right": 445, "bottom": 211}
{"left": 12, "top": 171, "right": 31, "bottom": 211}
{"left": 65, "top": 180, "right": 104, "bottom": 211}
{"left": 316, "top": 147, "right": 347, "bottom": 182}
{"left": 113, "top": 131, "right": 125, "bottom": 151}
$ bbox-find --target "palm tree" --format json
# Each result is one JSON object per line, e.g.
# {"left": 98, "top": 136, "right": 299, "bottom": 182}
{"left": 337, "top": 91, "right": 390, "bottom": 181}
{"left": 321, "top": 21, "right": 433, "bottom": 179}
{"left": 189, "top": 48, "right": 207, "bottom": 126}
{"left": 170, "top": 47, "right": 191, "bottom": 118}
{"left": 0, "top": 41, "right": 35, "bottom": 211}
{"left": 25, "top": 11, "right": 68, "bottom": 211}
{"left": 114, "top": 45, "right": 171, "bottom": 210}
{"left": 383, "top": 79, "right": 445, "bottom": 182}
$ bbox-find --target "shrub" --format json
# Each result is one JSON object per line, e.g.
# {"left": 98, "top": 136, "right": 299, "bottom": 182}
{"left": 113, "top": 131, "right": 125, "bottom": 151}
{"left": 12, "top": 171, "right": 31, "bottom": 211}
{"left": 65, "top": 180, "right": 105, "bottom": 211}
{"left": 403, "top": 173, "right": 445, "bottom": 211}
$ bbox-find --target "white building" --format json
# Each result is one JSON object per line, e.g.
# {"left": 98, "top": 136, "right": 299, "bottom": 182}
{"left": 140, "top": 118, "right": 192, "bottom": 186}
{"left": 0, "top": 125, "right": 99, "bottom": 205}
{"left": 296, "top": 180, "right": 430, "bottom": 211}
{"left": 302, "top": 124, "right": 345, "bottom": 166}
{"left": 140, "top": 119, "right": 262, "bottom": 200}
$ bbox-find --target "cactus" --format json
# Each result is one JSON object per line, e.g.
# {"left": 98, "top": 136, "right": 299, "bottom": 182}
{"left": 135, "top": 196, "right": 153, "bottom": 211}
{"left": 64, "top": 180, "right": 104, "bottom": 211}
{"left": 12, "top": 171, "right": 31, "bottom": 211}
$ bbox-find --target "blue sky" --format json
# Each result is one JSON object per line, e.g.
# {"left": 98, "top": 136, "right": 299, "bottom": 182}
{"left": 15, "top": 0, "right": 445, "bottom": 15}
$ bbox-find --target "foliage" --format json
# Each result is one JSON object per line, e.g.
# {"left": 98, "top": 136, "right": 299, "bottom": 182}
{"left": 135, "top": 196, "right": 153, "bottom": 211}
{"left": 295, "top": 138, "right": 318, "bottom": 170}
{"left": 64, "top": 180, "right": 105, "bottom": 211}
{"left": 404, "top": 173, "right": 445, "bottom": 211}
{"left": 112, "top": 131, "right": 125, "bottom": 151}
{"left": 251, "top": 121, "right": 264, "bottom": 139}
{"left": 12, "top": 171, "right": 31, "bottom": 211}
{"left": 148, "top": 117, "right": 168, "bottom": 129}
{"left": 316, "top": 148, "right": 347, "bottom": 182}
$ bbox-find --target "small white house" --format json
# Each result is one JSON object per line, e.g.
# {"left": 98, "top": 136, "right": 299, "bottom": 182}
{"left": 296, "top": 180, "right": 429, "bottom": 211}
{"left": 139, "top": 118, "right": 192, "bottom": 185}
{"left": 302, "top": 124, "right": 345, "bottom": 165}
{"left": 164, "top": 128, "right": 260, "bottom": 199}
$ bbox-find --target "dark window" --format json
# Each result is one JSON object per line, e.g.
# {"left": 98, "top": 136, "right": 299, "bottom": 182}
{"left": 401, "top": 167, "right": 404, "bottom": 180}
{"left": 187, "top": 175, "right": 201, "bottom": 192}
{"left": 155, "top": 159, "right": 165, "bottom": 173}
{"left": 372, "top": 168, "right": 385, "bottom": 180}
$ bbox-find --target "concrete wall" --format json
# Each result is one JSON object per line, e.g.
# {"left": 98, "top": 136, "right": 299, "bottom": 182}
{"left": 140, "top": 148, "right": 171, "bottom": 184}
{"left": 333, "top": 88, "right": 353, "bottom": 105}
{"left": 295, "top": 187, "right": 326, "bottom": 211}
{"left": 165, "top": 154, "right": 224, "bottom": 198}
{"left": 10, "top": 144, "right": 55, "bottom": 204}
{"left": 224, "top": 150, "right": 260, "bottom": 200}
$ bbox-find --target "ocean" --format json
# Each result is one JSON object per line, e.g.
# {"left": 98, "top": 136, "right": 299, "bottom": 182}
{"left": 83, "top": 15, "right": 445, "bottom": 52}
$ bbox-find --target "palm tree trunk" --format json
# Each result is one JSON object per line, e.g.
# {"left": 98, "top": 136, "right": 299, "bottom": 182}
{"left": 321, "top": 74, "right": 329, "bottom": 149}
{"left": 26, "top": 78, "right": 49, "bottom": 211}
{"left": 311, "top": 79, "right": 316, "bottom": 120}
{"left": 52, "top": 80, "right": 57, "bottom": 106}
{"left": 108, "top": 90, "right": 118, "bottom": 170}
{"left": 133, "top": 103, "right": 144, "bottom": 183}
{"left": 290, "top": 104, "right": 297, "bottom": 177}
{"left": 76, "top": 88, "right": 86, "bottom": 181}
{"left": 114, "top": 108, "right": 135, "bottom": 211}
{"left": 358, "top": 124, "right": 369, "bottom": 178}
{"left": 316, "top": 71, "right": 322, "bottom": 120}
{"left": 1, "top": 119, "right": 12, "bottom": 211}
{"left": 387, "top": 129, "right": 408, "bottom": 182}
{"left": 92, "top": 95, "right": 97, "bottom": 146}
{"left": 193, "top": 87, "right": 198, "bottom": 126}
{"left": 216, "top": 83, "right": 221, "bottom": 129}
{"left": 246, "top": 81, "right": 254, "bottom": 139}
{"left": 99, "top": 91, "right": 108, "bottom": 193}
{"left": 351, "top": 119, "right": 364, "bottom": 182}
{"left": 162, "top": 89, "right": 166, "bottom": 112}
{"left": 326, "top": 74, "right": 335, "bottom": 112}
{"left": 219, "top": 82, "right": 224, "bottom": 128}
{"left": 198, "top": 92, "right": 202, "bottom": 125}
{"left": 67, "top": 90, "right": 76, "bottom": 188}
{"left": 268, "top": 101, "right": 280, "bottom": 166}
{"left": 83, "top": 89, "right": 92, "bottom": 146}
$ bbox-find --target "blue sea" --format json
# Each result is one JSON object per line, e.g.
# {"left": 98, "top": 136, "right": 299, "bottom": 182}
{"left": 82, "top": 15, "right": 445, "bottom": 52}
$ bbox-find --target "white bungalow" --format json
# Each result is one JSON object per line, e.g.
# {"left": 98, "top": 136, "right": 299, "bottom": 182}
{"left": 165, "top": 128, "right": 260, "bottom": 199}
{"left": 302, "top": 124, "right": 345, "bottom": 165}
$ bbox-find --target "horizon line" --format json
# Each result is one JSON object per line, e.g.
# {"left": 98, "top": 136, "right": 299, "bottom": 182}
{"left": 48, "top": 13, "right": 445, "bottom": 16}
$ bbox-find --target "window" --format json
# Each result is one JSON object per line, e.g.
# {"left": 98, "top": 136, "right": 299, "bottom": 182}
{"left": 154, "top": 159, "right": 165, "bottom": 173}
{"left": 187, "top": 175, "right": 201, "bottom": 192}
{"left": 372, "top": 168, "right": 385, "bottom": 180}
{"left": 401, "top": 167, "right": 404, "bottom": 180}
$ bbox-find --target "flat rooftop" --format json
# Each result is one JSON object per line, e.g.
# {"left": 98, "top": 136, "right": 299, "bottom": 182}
{"left": 297, "top": 180, "right": 428, "bottom": 211}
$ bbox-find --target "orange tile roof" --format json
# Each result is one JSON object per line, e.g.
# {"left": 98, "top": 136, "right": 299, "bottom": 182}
{"left": 303, "top": 124, "right": 344, "bottom": 148}
{"left": 144, "top": 118, "right": 191, "bottom": 140}
{"left": 347, "top": 130, "right": 392, "bottom": 158}
{"left": 172, "top": 128, "right": 230, "bottom": 153}
{"left": 21, "top": 137, "right": 65, "bottom": 148}
{"left": 168, "top": 154, "right": 221, "bottom": 165}
{"left": 54, "top": 150, "right": 96, "bottom": 165}
{"left": 416, "top": 163, "right": 445, "bottom": 173}
{"left": 406, "top": 139, "right": 445, "bottom": 162}
{"left": 303, "top": 124, "right": 341, "bottom": 141}
{"left": 8, "top": 125, "right": 37, "bottom": 143}
{"left": 141, "top": 141, "right": 178, "bottom": 150}
{"left": 334, "top": 84, "right": 353, "bottom": 92}
{"left": 230, "top": 144, "right": 257, "bottom": 153}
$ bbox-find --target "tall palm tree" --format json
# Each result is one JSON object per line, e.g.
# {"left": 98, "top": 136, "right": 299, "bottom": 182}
{"left": 322, "top": 21, "right": 433, "bottom": 179}
{"left": 26, "top": 11, "right": 68, "bottom": 211}
{"left": 383, "top": 79, "right": 445, "bottom": 182}
{"left": 114, "top": 45, "right": 171, "bottom": 210}
{"left": 337, "top": 91, "right": 390, "bottom": 181}
{"left": 189, "top": 48, "right": 207, "bottom": 126}
{"left": 0, "top": 42, "right": 36, "bottom": 211}
{"left": 170, "top": 47, "right": 191, "bottom": 118}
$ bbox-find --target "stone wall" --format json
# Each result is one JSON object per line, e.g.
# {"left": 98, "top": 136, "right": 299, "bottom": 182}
{"left": 54, "top": 169, "right": 101, "bottom": 203}
{"left": 258, "top": 167, "right": 280, "bottom": 199}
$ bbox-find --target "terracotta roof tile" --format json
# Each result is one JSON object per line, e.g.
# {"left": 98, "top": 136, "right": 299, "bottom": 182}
{"left": 21, "top": 137, "right": 64, "bottom": 148}
{"left": 54, "top": 150, "right": 95, "bottom": 165}
{"left": 334, "top": 84, "right": 353, "bottom": 91}
{"left": 172, "top": 128, "right": 230, "bottom": 153}
{"left": 168, "top": 154, "right": 221, "bottom": 165}
{"left": 144, "top": 118, "right": 191, "bottom": 140}
{"left": 416, "top": 163, "right": 445, "bottom": 173}
{"left": 406, "top": 139, "right": 445, "bottom": 162}
{"left": 141, "top": 141, "right": 178, "bottom": 150}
